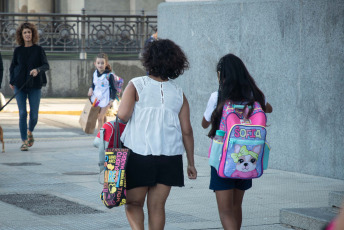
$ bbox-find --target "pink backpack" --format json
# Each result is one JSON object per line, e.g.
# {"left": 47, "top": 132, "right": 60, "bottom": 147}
{"left": 208, "top": 101, "right": 270, "bottom": 179}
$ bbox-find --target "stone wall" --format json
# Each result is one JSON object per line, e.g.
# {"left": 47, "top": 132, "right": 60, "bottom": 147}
{"left": 1, "top": 59, "right": 145, "bottom": 97}
{"left": 158, "top": 0, "right": 344, "bottom": 179}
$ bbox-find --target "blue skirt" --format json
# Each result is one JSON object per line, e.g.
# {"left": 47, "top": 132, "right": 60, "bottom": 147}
{"left": 209, "top": 167, "right": 252, "bottom": 191}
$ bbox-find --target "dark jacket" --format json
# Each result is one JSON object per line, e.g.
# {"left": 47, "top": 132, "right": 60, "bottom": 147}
{"left": 0, "top": 52, "right": 3, "bottom": 89}
{"left": 9, "top": 45, "right": 49, "bottom": 89}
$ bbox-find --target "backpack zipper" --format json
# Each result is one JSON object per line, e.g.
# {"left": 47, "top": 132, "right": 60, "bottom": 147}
{"left": 229, "top": 138, "right": 265, "bottom": 145}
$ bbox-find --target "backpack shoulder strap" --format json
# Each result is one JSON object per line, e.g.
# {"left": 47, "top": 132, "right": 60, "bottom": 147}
{"left": 106, "top": 72, "right": 111, "bottom": 81}
{"left": 219, "top": 101, "right": 236, "bottom": 131}
{"left": 250, "top": 101, "right": 264, "bottom": 116}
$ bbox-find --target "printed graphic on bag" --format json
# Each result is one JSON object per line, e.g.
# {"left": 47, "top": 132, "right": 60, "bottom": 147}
{"left": 101, "top": 148, "right": 128, "bottom": 208}
{"left": 223, "top": 125, "right": 266, "bottom": 179}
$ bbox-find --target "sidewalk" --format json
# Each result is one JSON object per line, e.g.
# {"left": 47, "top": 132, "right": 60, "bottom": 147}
{"left": 2, "top": 98, "right": 86, "bottom": 115}
{"left": 0, "top": 99, "right": 343, "bottom": 230}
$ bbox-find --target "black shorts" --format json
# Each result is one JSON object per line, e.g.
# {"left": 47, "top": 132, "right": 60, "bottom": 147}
{"left": 126, "top": 151, "right": 184, "bottom": 190}
{"left": 209, "top": 167, "right": 252, "bottom": 191}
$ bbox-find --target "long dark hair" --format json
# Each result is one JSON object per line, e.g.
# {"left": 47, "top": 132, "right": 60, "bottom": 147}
{"left": 208, "top": 54, "right": 266, "bottom": 138}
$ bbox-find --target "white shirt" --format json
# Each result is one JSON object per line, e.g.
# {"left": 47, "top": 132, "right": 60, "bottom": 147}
{"left": 203, "top": 91, "right": 218, "bottom": 122}
{"left": 90, "top": 71, "right": 110, "bottom": 108}
{"left": 120, "top": 76, "right": 184, "bottom": 156}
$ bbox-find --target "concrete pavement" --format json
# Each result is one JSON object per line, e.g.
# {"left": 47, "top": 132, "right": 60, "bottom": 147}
{"left": 0, "top": 98, "right": 343, "bottom": 230}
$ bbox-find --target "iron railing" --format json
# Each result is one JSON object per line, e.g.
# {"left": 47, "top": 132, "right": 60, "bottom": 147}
{"left": 0, "top": 9, "right": 157, "bottom": 59}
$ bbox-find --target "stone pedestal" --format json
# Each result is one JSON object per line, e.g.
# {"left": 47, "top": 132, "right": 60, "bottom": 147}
{"left": 158, "top": 0, "right": 344, "bottom": 179}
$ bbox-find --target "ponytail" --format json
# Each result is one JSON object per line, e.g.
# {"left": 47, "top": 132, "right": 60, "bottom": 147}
{"left": 105, "top": 63, "right": 112, "bottom": 72}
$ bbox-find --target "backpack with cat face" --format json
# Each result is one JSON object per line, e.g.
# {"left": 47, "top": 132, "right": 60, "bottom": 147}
{"left": 208, "top": 101, "right": 270, "bottom": 179}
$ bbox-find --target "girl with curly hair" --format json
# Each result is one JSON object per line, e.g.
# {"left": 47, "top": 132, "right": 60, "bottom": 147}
{"left": 118, "top": 39, "right": 197, "bottom": 230}
{"left": 9, "top": 22, "right": 49, "bottom": 151}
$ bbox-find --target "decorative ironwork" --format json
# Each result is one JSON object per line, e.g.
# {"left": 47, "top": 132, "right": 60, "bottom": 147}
{"left": 54, "top": 23, "right": 77, "bottom": 45}
{"left": 115, "top": 24, "right": 136, "bottom": 46}
{"left": 90, "top": 24, "right": 111, "bottom": 45}
{"left": 0, "top": 11, "right": 157, "bottom": 59}
{"left": 2, "top": 22, "right": 18, "bottom": 44}
{"left": 36, "top": 23, "right": 51, "bottom": 45}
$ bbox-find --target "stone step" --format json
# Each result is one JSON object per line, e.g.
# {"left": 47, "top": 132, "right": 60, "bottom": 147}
{"left": 280, "top": 207, "right": 339, "bottom": 230}
{"left": 329, "top": 191, "right": 344, "bottom": 208}
{"left": 241, "top": 224, "right": 295, "bottom": 230}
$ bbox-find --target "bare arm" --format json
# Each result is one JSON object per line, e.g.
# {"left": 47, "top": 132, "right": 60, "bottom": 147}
{"left": 117, "top": 82, "right": 137, "bottom": 122}
{"left": 265, "top": 102, "right": 273, "bottom": 113}
{"left": 202, "top": 117, "right": 211, "bottom": 129}
{"left": 179, "top": 94, "right": 197, "bottom": 179}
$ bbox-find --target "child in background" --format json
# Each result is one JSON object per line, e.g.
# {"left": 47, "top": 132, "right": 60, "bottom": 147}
{"left": 88, "top": 53, "right": 117, "bottom": 133}
{"left": 202, "top": 54, "right": 272, "bottom": 230}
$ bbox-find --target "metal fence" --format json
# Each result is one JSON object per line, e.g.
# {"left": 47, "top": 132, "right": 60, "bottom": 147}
{"left": 0, "top": 9, "right": 157, "bottom": 59}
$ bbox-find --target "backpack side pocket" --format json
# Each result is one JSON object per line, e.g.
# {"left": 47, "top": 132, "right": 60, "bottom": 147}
{"left": 263, "top": 141, "right": 270, "bottom": 170}
{"left": 209, "top": 138, "right": 224, "bottom": 171}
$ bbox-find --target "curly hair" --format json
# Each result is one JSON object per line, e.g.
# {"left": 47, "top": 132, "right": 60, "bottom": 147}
{"left": 142, "top": 39, "right": 189, "bottom": 80}
{"left": 96, "top": 53, "right": 112, "bottom": 71}
{"left": 16, "top": 22, "right": 39, "bottom": 46}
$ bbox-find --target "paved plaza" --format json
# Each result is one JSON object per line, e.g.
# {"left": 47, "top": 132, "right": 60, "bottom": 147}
{"left": 0, "top": 99, "right": 343, "bottom": 230}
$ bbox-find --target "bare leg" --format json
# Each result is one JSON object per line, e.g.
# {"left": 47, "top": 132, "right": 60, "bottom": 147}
{"left": 97, "top": 106, "right": 109, "bottom": 133}
{"left": 233, "top": 189, "right": 245, "bottom": 229}
{"left": 215, "top": 189, "right": 245, "bottom": 230}
{"left": 146, "top": 184, "right": 171, "bottom": 230}
{"left": 0, "top": 126, "right": 4, "bottom": 153}
{"left": 125, "top": 187, "right": 148, "bottom": 230}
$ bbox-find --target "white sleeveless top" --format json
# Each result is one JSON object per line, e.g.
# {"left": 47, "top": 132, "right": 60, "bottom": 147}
{"left": 90, "top": 70, "right": 110, "bottom": 108}
{"left": 120, "top": 76, "right": 184, "bottom": 156}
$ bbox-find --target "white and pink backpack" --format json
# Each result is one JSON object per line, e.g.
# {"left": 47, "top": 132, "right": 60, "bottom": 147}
{"left": 208, "top": 101, "right": 270, "bottom": 179}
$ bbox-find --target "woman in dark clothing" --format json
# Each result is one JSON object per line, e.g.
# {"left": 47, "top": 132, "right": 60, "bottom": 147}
{"left": 9, "top": 22, "right": 49, "bottom": 151}
{"left": 0, "top": 52, "right": 3, "bottom": 89}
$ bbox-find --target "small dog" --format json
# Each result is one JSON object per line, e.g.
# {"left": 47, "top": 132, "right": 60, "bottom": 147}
{"left": 230, "top": 145, "right": 261, "bottom": 178}
{"left": 0, "top": 125, "right": 4, "bottom": 153}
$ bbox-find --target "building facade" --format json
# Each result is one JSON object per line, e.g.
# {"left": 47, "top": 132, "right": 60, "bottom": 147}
{"left": 0, "top": 0, "right": 165, "bottom": 15}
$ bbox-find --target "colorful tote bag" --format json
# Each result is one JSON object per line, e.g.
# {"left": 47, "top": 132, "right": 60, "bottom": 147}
{"left": 100, "top": 117, "right": 129, "bottom": 208}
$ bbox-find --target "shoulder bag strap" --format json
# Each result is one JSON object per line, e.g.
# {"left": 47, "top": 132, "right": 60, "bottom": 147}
{"left": 98, "top": 128, "right": 105, "bottom": 173}
{"left": 113, "top": 116, "right": 123, "bottom": 148}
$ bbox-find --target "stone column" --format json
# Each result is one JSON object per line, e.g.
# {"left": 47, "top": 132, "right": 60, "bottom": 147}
{"left": 130, "top": 0, "right": 136, "bottom": 15}
{"left": 17, "top": 0, "right": 28, "bottom": 13}
{"left": 27, "top": 0, "right": 53, "bottom": 13}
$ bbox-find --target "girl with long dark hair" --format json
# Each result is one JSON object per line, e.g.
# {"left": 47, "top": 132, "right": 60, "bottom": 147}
{"left": 203, "top": 53, "right": 272, "bottom": 230}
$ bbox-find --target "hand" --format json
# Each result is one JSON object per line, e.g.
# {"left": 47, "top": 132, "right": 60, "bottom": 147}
{"left": 30, "top": 69, "right": 39, "bottom": 77}
{"left": 265, "top": 102, "right": 273, "bottom": 113}
{"left": 9, "top": 84, "right": 14, "bottom": 90}
{"left": 87, "top": 88, "right": 93, "bottom": 97}
{"left": 108, "top": 100, "right": 114, "bottom": 107}
{"left": 187, "top": 165, "right": 197, "bottom": 179}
